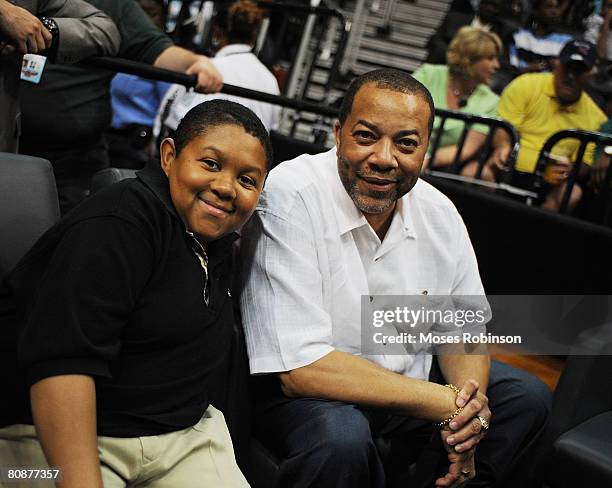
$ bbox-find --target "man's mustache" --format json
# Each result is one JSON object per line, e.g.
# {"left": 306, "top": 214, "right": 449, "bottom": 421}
{"left": 355, "top": 169, "right": 402, "bottom": 182}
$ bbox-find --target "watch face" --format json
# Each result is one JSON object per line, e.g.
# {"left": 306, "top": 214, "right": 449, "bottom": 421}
{"left": 605, "top": 145, "right": 612, "bottom": 156}
{"left": 39, "top": 17, "right": 57, "bottom": 35}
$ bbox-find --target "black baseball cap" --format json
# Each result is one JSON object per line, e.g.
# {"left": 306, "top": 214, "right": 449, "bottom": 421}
{"left": 559, "top": 40, "right": 597, "bottom": 70}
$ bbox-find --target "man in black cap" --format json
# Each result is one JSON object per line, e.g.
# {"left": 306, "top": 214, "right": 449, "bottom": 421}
{"left": 484, "top": 39, "right": 606, "bottom": 211}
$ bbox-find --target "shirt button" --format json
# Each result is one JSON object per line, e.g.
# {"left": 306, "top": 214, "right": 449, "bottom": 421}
{"left": 369, "top": 296, "right": 374, "bottom": 302}
{"left": 422, "top": 290, "right": 428, "bottom": 295}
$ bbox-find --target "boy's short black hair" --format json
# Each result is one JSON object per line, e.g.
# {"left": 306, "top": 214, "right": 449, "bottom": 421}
{"left": 173, "top": 99, "right": 273, "bottom": 169}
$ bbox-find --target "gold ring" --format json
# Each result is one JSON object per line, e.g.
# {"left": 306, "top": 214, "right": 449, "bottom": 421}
{"left": 476, "top": 415, "right": 489, "bottom": 432}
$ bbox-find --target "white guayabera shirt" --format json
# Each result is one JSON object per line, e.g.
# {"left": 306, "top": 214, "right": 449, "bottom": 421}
{"left": 240, "top": 149, "right": 485, "bottom": 381}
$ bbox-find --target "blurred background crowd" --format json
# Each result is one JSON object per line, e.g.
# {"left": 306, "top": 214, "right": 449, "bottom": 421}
{"left": 2, "top": 0, "right": 612, "bottom": 223}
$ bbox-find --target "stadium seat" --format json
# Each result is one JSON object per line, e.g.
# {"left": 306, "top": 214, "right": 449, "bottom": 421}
{"left": 0, "top": 152, "right": 61, "bottom": 426}
{"left": 0, "top": 152, "right": 60, "bottom": 279}
{"left": 541, "top": 344, "right": 612, "bottom": 488}
{"left": 90, "top": 167, "right": 138, "bottom": 194}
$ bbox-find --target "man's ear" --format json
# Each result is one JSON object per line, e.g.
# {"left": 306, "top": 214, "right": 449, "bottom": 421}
{"left": 333, "top": 120, "right": 342, "bottom": 149}
{"left": 160, "top": 138, "right": 177, "bottom": 177}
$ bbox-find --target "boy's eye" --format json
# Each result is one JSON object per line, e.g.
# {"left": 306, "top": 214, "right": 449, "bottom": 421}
{"left": 202, "top": 159, "right": 219, "bottom": 169}
{"left": 240, "top": 175, "right": 257, "bottom": 187}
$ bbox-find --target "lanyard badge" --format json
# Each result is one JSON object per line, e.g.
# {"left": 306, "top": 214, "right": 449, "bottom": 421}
{"left": 21, "top": 54, "right": 47, "bottom": 84}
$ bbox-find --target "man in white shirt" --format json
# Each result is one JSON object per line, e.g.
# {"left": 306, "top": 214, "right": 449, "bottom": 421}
{"left": 157, "top": 43, "right": 281, "bottom": 134}
{"left": 240, "top": 69, "right": 551, "bottom": 488}
{"left": 156, "top": 0, "right": 281, "bottom": 135}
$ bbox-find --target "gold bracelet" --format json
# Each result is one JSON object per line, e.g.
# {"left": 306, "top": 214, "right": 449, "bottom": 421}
{"left": 445, "top": 383, "right": 461, "bottom": 395}
{"left": 436, "top": 384, "right": 463, "bottom": 428}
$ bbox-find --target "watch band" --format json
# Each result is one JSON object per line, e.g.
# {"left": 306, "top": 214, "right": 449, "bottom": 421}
{"left": 39, "top": 16, "right": 59, "bottom": 61}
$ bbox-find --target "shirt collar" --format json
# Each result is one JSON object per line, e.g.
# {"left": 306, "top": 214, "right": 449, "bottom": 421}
{"left": 326, "top": 148, "right": 417, "bottom": 239}
{"left": 215, "top": 44, "right": 252, "bottom": 57}
{"left": 136, "top": 163, "right": 238, "bottom": 255}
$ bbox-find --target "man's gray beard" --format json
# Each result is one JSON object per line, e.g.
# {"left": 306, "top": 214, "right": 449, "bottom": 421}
{"left": 337, "top": 154, "right": 400, "bottom": 214}
{"left": 346, "top": 182, "right": 398, "bottom": 215}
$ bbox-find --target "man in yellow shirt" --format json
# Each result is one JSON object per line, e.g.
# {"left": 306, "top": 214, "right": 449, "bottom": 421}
{"left": 489, "top": 40, "right": 606, "bottom": 210}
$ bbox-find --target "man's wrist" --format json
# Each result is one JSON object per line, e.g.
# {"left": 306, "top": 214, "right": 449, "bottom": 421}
{"left": 436, "top": 384, "right": 464, "bottom": 428}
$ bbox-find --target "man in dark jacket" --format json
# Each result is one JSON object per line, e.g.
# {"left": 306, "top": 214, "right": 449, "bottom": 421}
{"left": 0, "top": 0, "right": 120, "bottom": 152}
{"left": 18, "top": 0, "right": 223, "bottom": 215}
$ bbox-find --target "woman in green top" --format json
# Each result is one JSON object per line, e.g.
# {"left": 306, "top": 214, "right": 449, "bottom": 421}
{"left": 413, "top": 26, "right": 503, "bottom": 170}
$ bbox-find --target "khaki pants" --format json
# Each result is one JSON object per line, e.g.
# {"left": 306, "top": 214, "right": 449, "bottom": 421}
{"left": 0, "top": 405, "right": 250, "bottom": 487}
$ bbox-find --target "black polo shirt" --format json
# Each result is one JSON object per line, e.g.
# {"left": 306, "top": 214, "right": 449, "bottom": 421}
{"left": 1, "top": 165, "right": 237, "bottom": 437}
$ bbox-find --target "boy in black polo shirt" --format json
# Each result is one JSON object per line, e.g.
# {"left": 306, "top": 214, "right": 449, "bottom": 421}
{"left": 0, "top": 100, "right": 271, "bottom": 488}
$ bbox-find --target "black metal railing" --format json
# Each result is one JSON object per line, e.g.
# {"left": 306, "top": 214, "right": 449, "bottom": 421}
{"left": 83, "top": 56, "right": 338, "bottom": 117}
{"left": 534, "top": 129, "right": 612, "bottom": 214}
{"left": 427, "top": 110, "right": 519, "bottom": 179}
{"left": 86, "top": 57, "right": 521, "bottom": 172}
{"left": 85, "top": 56, "right": 535, "bottom": 199}
{"left": 86, "top": 56, "right": 519, "bottom": 153}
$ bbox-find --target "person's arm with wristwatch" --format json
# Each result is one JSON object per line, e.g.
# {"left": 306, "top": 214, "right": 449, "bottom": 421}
{"left": 0, "top": 0, "right": 119, "bottom": 60}
{"left": 36, "top": 0, "right": 120, "bottom": 63}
